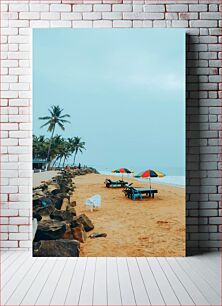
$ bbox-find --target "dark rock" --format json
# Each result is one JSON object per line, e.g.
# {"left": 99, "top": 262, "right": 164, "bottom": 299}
{"left": 33, "top": 196, "right": 53, "bottom": 207}
{"left": 72, "top": 167, "right": 99, "bottom": 176}
{"left": 51, "top": 189, "right": 61, "bottom": 196}
{"left": 70, "top": 217, "right": 81, "bottom": 229}
{"left": 58, "top": 182, "right": 72, "bottom": 193}
{"left": 33, "top": 198, "right": 41, "bottom": 207}
{"left": 33, "top": 239, "right": 80, "bottom": 257}
{"left": 33, "top": 197, "right": 45, "bottom": 208}
{"left": 50, "top": 209, "right": 74, "bottom": 222}
{"left": 57, "top": 193, "right": 70, "bottom": 204}
{"left": 66, "top": 205, "right": 76, "bottom": 216}
{"left": 89, "top": 232, "right": 107, "bottom": 239}
{"left": 34, "top": 220, "right": 66, "bottom": 241}
{"left": 72, "top": 224, "right": 86, "bottom": 243}
{"left": 63, "top": 224, "right": 72, "bottom": 239}
{"left": 76, "top": 214, "right": 94, "bottom": 232}
{"left": 49, "top": 195, "right": 63, "bottom": 210}
{"left": 33, "top": 183, "right": 48, "bottom": 192}
{"left": 70, "top": 200, "right": 76, "bottom": 207}
{"left": 33, "top": 212, "right": 42, "bottom": 221}
{"left": 40, "top": 197, "right": 53, "bottom": 206}
{"left": 47, "top": 192, "right": 70, "bottom": 210}
{"left": 35, "top": 204, "right": 55, "bottom": 217}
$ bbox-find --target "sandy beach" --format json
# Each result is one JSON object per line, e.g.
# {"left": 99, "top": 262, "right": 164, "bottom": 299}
{"left": 33, "top": 171, "right": 58, "bottom": 188}
{"left": 73, "top": 173, "right": 185, "bottom": 257}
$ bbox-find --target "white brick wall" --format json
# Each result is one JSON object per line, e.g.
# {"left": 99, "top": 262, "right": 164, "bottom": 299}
{"left": 0, "top": 0, "right": 221, "bottom": 254}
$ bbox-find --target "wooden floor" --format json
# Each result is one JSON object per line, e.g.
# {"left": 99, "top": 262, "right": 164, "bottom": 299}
{"left": 1, "top": 251, "right": 221, "bottom": 306}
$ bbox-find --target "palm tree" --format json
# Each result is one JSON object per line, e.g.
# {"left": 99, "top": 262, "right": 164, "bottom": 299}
{"left": 33, "top": 135, "right": 48, "bottom": 160}
{"left": 50, "top": 135, "right": 65, "bottom": 168}
{"left": 67, "top": 137, "right": 76, "bottom": 163}
{"left": 62, "top": 150, "right": 72, "bottom": 168}
{"left": 71, "top": 136, "right": 86, "bottom": 166}
{"left": 55, "top": 140, "right": 72, "bottom": 168}
{"left": 39, "top": 105, "right": 70, "bottom": 169}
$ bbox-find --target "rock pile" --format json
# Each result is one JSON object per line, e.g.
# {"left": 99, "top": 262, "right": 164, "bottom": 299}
{"left": 33, "top": 168, "right": 96, "bottom": 257}
{"left": 71, "top": 167, "right": 99, "bottom": 176}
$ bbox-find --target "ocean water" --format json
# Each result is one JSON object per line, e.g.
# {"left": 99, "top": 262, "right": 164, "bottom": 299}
{"left": 98, "top": 170, "right": 185, "bottom": 188}
{"left": 136, "top": 176, "right": 185, "bottom": 188}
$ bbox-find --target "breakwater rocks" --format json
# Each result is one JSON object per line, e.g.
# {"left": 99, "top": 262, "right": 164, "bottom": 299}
{"left": 33, "top": 168, "right": 97, "bottom": 257}
{"left": 71, "top": 167, "right": 99, "bottom": 176}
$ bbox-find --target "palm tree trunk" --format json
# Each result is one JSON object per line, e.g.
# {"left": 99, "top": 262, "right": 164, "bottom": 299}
{"left": 72, "top": 153, "right": 76, "bottom": 166}
{"left": 51, "top": 158, "right": 57, "bottom": 169}
{"left": 73, "top": 150, "right": 78, "bottom": 166}
{"left": 58, "top": 157, "right": 62, "bottom": 168}
{"left": 63, "top": 157, "right": 66, "bottom": 168}
{"left": 46, "top": 127, "right": 55, "bottom": 170}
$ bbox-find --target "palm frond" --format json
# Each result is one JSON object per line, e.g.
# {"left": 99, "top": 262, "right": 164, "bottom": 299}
{"left": 60, "top": 114, "right": 71, "bottom": 119}
{"left": 60, "top": 119, "right": 71, "bottom": 124}
{"left": 57, "top": 122, "right": 65, "bottom": 131}
{"left": 39, "top": 116, "right": 51, "bottom": 120}
{"left": 40, "top": 121, "right": 51, "bottom": 129}
{"left": 48, "top": 108, "right": 53, "bottom": 116}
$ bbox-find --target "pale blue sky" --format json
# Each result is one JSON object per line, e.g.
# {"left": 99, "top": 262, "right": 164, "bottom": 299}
{"left": 33, "top": 29, "right": 185, "bottom": 175}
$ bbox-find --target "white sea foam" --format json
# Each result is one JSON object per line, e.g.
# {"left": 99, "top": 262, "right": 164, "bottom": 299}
{"left": 98, "top": 170, "right": 185, "bottom": 187}
{"left": 136, "top": 176, "right": 185, "bottom": 188}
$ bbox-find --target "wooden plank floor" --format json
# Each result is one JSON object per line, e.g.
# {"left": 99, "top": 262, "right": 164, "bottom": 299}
{"left": 1, "top": 251, "right": 221, "bottom": 306}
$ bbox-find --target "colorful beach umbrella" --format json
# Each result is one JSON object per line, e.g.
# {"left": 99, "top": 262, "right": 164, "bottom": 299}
{"left": 134, "top": 169, "right": 165, "bottom": 189}
{"left": 112, "top": 168, "right": 134, "bottom": 180}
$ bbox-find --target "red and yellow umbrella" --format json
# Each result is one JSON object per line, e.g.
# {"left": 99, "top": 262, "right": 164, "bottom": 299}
{"left": 112, "top": 168, "right": 134, "bottom": 180}
{"left": 134, "top": 169, "right": 165, "bottom": 189}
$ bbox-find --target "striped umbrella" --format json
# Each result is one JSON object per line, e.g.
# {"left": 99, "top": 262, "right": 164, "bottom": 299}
{"left": 112, "top": 168, "right": 134, "bottom": 180}
{"left": 134, "top": 169, "right": 165, "bottom": 189}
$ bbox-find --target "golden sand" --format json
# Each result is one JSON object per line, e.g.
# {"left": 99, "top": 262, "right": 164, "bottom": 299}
{"left": 72, "top": 173, "right": 185, "bottom": 257}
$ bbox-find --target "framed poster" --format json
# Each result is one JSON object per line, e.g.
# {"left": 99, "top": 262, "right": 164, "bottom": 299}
{"left": 33, "top": 29, "right": 185, "bottom": 257}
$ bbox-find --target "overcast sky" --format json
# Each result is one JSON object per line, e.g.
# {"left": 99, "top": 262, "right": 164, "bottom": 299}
{"left": 33, "top": 29, "right": 185, "bottom": 175}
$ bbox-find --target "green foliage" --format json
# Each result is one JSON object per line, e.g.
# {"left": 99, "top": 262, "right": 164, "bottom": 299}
{"left": 68, "top": 136, "right": 86, "bottom": 166}
{"left": 39, "top": 105, "right": 70, "bottom": 132}
{"left": 39, "top": 105, "right": 71, "bottom": 168}
{"left": 34, "top": 105, "right": 86, "bottom": 169}
{"left": 33, "top": 135, "right": 48, "bottom": 159}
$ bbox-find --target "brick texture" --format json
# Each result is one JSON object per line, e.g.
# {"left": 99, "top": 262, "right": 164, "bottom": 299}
{"left": 0, "top": 0, "right": 221, "bottom": 254}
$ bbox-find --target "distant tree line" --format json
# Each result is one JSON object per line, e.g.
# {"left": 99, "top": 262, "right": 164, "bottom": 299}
{"left": 33, "top": 105, "right": 85, "bottom": 169}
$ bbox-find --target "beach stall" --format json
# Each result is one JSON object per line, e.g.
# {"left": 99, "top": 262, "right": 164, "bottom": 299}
{"left": 33, "top": 159, "right": 47, "bottom": 172}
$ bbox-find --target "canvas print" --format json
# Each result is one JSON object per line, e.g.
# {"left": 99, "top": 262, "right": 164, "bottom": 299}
{"left": 33, "top": 29, "right": 185, "bottom": 257}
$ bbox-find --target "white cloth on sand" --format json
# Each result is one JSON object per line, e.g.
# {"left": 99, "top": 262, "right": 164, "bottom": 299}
{"left": 85, "top": 194, "right": 101, "bottom": 208}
